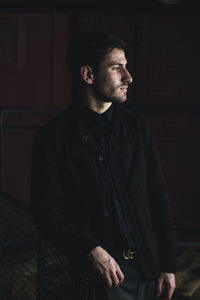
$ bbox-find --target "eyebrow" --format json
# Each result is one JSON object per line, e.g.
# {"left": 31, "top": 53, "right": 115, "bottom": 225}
{"left": 108, "top": 62, "right": 127, "bottom": 67}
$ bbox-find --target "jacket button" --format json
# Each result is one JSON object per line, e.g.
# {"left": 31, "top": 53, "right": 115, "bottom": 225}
{"left": 104, "top": 211, "right": 109, "bottom": 217}
{"left": 98, "top": 154, "right": 104, "bottom": 162}
{"left": 81, "top": 135, "right": 88, "bottom": 143}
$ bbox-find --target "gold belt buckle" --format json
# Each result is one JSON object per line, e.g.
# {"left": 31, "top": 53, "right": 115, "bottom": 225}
{"left": 122, "top": 249, "right": 136, "bottom": 260}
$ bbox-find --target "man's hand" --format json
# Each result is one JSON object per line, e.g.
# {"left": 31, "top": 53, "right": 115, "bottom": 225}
{"left": 88, "top": 246, "right": 124, "bottom": 288}
{"left": 157, "top": 272, "right": 176, "bottom": 299}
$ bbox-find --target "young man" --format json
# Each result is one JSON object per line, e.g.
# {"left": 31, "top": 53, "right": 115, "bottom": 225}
{"left": 31, "top": 32, "right": 177, "bottom": 300}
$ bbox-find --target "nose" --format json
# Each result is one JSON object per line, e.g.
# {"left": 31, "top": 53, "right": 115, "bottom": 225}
{"left": 122, "top": 68, "right": 132, "bottom": 85}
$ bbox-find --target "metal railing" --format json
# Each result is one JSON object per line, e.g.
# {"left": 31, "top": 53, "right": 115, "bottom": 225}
{"left": 0, "top": 190, "right": 38, "bottom": 300}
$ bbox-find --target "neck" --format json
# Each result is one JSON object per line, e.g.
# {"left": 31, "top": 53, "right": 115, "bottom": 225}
{"left": 86, "top": 100, "right": 112, "bottom": 114}
{"left": 81, "top": 91, "right": 112, "bottom": 114}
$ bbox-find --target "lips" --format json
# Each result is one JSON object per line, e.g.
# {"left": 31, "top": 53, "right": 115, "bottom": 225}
{"left": 119, "top": 86, "right": 128, "bottom": 92}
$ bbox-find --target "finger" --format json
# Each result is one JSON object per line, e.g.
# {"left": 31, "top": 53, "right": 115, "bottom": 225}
{"left": 167, "top": 288, "right": 174, "bottom": 300}
{"left": 116, "top": 265, "right": 125, "bottom": 283}
{"left": 104, "top": 271, "right": 113, "bottom": 288}
{"left": 157, "top": 277, "right": 164, "bottom": 297}
{"left": 110, "top": 270, "right": 120, "bottom": 286}
{"left": 166, "top": 281, "right": 176, "bottom": 299}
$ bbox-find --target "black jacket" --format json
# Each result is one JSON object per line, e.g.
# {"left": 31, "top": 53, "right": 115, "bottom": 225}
{"left": 31, "top": 102, "right": 177, "bottom": 280}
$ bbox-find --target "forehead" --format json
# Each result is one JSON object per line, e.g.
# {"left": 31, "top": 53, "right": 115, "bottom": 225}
{"left": 101, "top": 48, "right": 127, "bottom": 66}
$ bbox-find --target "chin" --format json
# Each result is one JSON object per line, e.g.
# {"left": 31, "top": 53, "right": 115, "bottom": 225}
{"left": 111, "top": 96, "right": 127, "bottom": 104}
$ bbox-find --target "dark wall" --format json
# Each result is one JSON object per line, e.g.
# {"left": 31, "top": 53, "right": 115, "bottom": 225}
{"left": 0, "top": 6, "right": 200, "bottom": 242}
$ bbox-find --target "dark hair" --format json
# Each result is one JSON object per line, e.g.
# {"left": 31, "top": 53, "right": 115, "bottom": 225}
{"left": 67, "top": 31, "right": 126, "bottom": 83}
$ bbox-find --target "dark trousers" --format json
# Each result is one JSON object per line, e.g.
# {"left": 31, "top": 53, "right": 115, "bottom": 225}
{"left": 93, "top": 259, "right": 157, "bottom": 300}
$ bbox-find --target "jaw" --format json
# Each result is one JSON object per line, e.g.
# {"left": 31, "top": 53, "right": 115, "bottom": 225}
{"left": 91, "top": 82, "right": 129, "bottom": 104}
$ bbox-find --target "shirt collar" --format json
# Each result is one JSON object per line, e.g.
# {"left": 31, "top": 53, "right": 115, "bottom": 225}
{"left": 78, "top": 103, "right": 114, "bottom": 127}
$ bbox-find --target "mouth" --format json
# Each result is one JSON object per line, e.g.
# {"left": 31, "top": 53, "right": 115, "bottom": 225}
{"left": 119, "top": 86, "right": 128, "bottom": 92}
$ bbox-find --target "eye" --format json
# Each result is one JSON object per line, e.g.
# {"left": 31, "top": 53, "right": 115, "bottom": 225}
{"left": 112, "top": 66, "right": 120, "bottom": 71}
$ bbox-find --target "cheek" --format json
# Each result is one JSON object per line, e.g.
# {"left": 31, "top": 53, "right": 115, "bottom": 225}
{"left": 96, "top": 72, "right": 119, "bottom": 93}
{"left": 103, "top": 74, "right": 118, "bottom": 87}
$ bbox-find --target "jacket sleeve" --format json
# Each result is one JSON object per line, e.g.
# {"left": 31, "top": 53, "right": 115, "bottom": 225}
{"left": 31, "top": 128, "right": 99, "bottom": 257}
{"left": 142, "top": 118, "right": 178, "bottom": 273}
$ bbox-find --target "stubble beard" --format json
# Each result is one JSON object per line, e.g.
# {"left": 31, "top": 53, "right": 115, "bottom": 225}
{"left": 92, "top": 84, "right": 128, "bottom": 104}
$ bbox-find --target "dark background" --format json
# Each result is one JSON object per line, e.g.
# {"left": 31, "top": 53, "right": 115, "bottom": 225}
{"left": 0, "top": 0, "right": 200, "bottom": 243}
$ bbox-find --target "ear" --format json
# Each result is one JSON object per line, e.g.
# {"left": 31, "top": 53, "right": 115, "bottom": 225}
{"left": 80, "top": 65, "right": 94, "bottom": 84}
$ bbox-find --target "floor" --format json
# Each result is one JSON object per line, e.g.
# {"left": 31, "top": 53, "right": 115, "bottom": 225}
{"left": 172, "top": 244, "right": 200, "bottom": 300}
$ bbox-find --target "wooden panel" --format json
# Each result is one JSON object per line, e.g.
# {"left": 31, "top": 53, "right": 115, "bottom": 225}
{"left": 3, "top": 128, "right": 35, "bottom": 204}
{"left": 3, "top": 109, "right": 62, "bottom": 127}
{"left": 146, "top": 114, "right": 200, "bottom": 242}
{"left": 135, "top": 16, "right": 200, "bottom": 104}
{"left": 145, "top": 113, "right": 200, "bottom": 129}
{"left": 0, "top": 13, "right": 51, "bottom": 107}
{"left": 51, "top": 13, "right": 72, "bottom": 108}
{"left": 0, "top": 19, "right": 17, "bottom": 63}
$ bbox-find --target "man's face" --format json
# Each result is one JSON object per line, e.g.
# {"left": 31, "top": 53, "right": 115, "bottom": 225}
{"left": 92, "top": 48, "right": 132, "bottom": 104}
